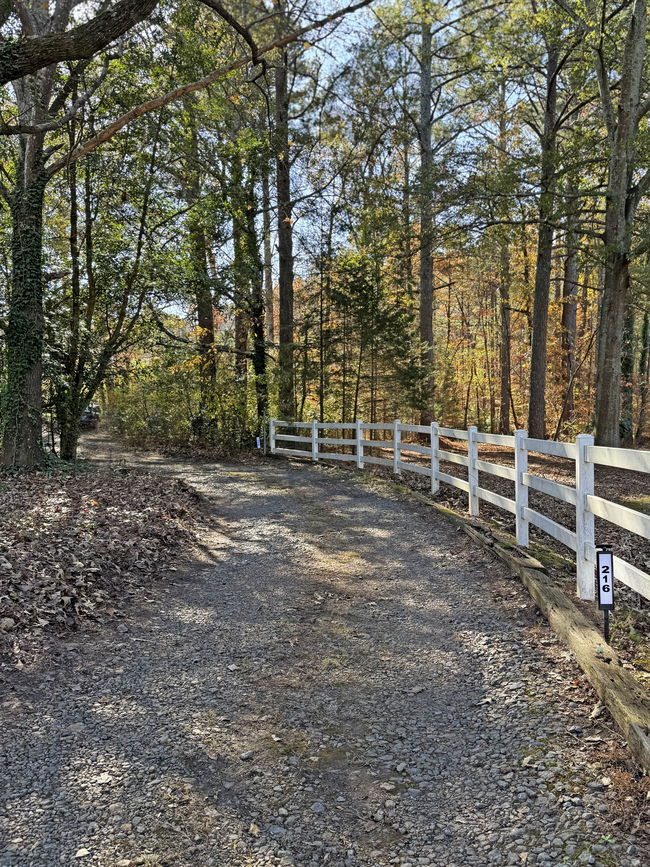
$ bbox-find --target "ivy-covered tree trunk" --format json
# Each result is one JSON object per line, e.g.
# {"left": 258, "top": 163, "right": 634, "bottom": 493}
{"left": 1, "top": 140, "right": 48, "bottom": 468}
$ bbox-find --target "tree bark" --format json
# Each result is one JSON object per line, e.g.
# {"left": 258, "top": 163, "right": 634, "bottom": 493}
{"left": 58, "top": 117, "right": 83, "bottom": 461}
{"left": 1, "top": 138, "right": 47, "bottom": 467}
{"left": 299, "top": 319, "right": 309, "bottom": 420}
{"left": 419, "top": 19, "right": 434, "bottom": 425}
{"left": 621, "top": 303, "right": 635, "bottom": 442}
{"left": 341, "top": 308, "right": 347, "bottom": 423}
{"left": 498, "top": 237, "right": 512, "bottom": 435}
{"left": 0, "top": 0, "right": 158, "bottom": 87}
{"left": 184, "top": 106, "right": 214, "bottom": 412}
{"left": 262, "top": 172, "right": 274, "bottom": 345}
{"left": 595, "top": 255, "right": 630, "bottom": 446}
{"left": 275, "top": 38, "right": 294, "bottom": 418}
{"left": 192, "top": 219, "right": 215, "bottom": 407}
{"left": 527, "top": 46, "right": 558, "bottom": 439}
{"left": 496, "top": 86, "right": 512, "bottom": 435}
{"left": 637, "top": 311, "right": 649, "bottom": 442}
{"left": 245, "top": 179, "right": 267, "bottom": 424}
{"left": 560, "top": 208, "right": 579, "bottom": 429}
{"left": 250, "top": 286, "right": 267, "bottom": 425}
{"left": 592, "top": 0, "right": 647, "bottom": 445}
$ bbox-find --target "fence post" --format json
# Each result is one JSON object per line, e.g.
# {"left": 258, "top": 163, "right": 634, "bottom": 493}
{"left": 312, "top": 419, "right": 318, "bottom": 462}
{"left": 576, "top": 433, "right": 596, "bottom": 601}
{"left": 430, "top": 422, "right": 439, "bottom": 494}
{"left": 356, "top": 419, "right": 364, "bottom": 469}
{"left": 270, "top": 418, "right": 276, "bottom": 455}
{"left": 514, "top": 429, "right": 529, "bottom": 547}
{"left": 468, "top": 425, "right": 479, "bottom": 516}
{"left": 393, "top": 419, "right": 401, "bottom": 475}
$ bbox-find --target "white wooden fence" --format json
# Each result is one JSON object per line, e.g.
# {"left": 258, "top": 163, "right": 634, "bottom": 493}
{"left": 270, "top": 418, "right": 650, "bottom": 604}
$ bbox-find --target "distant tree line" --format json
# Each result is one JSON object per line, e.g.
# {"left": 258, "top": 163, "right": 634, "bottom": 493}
{"left": 1, "top": 0, "right": 650, "bottom": 466}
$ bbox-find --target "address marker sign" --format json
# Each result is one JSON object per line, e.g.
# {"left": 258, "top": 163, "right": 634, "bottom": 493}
{"left": 596, "top": 547, "right": 614, "bottom": 611}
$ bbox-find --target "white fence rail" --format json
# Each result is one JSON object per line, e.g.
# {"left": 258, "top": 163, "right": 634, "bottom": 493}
{"left": 270, "top": 418, "right": 650, "bottom": 604}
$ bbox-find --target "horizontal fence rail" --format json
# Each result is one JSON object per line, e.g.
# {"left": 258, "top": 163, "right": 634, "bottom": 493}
{"left": 269, "top": 418, "right": 650, "bottom": 605}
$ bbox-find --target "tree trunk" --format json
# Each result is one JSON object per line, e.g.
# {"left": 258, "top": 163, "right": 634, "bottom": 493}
{"left": 58, "top": 128, "right": 83, "bottom": 462}
{"left": 185, "top": 110, "right": 214, "bottom": 410}
{"left": 59, "top": 415, "right": 82, "bottom": 461}
{"left": 419, "top": 20, "right": 434, "bottom": 425}
{"left": 341, "top": 308, "right": 347, "bottom": 423}
{"left": 1, "top": 139, "right": 47, "bottom": 467}
{"left": 496, "top": 83, "right": 511, "bottom": 435}
{"left": 275, "top": 41, "right": 294, "bottom": 418}
{"left": 560, "top": 209, "right": 579, "bottom": 429}
{"left": 637, "top": 311, "right": 649, "bottom": 442}
{"left": 592, "top": 0, "right": 647, "bottom": 445}
{"left": 483, "top": 325, "right": 495, "bottom": 434}
{"left": 353, "top": 340, "right": 363, "bottom": 422}
{"left": 235, "top": 310, "right": 248, "bottom": 386}
{"left": 191, "top": 220, "right": 215, "bottom": 407}
{"left": 527, "top": 46, "right": 558, "bottom": 439}
{"left": 231, "top": 176, "right": 249, "bottom": 393}
{"left": 250, "top": 292, "right": 267, "bottom": 425}
{"left": 262, "top": 172, "right": 274, "bottom": 345}
{"left": 498, "top": 238, "right": 512, "bottom": 435}
{"left": 299, "top": 319, "right": 309, "bottom": 420}
{"left": 245, "top": 180, "right": 267, "bottom": 424}
{"left": 621, "top": 303, "right": 635, "bottom": 443}
{"left": 463, "top": 366, "right": 474, "bottom": 429}
{"left": 595, "top": 254, "right": 629, "bottom": 446}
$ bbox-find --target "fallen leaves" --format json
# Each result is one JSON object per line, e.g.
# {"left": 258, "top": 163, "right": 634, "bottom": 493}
{"left": 0, "top": 467, "right": 206, "bottom": 653}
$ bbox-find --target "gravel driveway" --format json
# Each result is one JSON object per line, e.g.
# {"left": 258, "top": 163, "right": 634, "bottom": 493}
{"left": 0, "top": 453, "right": 643, "bottom": 867}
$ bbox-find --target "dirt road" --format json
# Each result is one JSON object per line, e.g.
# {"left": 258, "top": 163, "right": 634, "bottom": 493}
{"left": 0, "top": 446, "right": 642, "bottom": 867}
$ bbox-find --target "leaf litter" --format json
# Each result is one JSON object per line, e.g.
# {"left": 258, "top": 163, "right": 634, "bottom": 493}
{"left": 0, "top": 466, "right": 211, "bottom": 656}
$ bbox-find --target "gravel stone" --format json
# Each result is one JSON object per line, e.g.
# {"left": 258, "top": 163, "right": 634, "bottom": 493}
{"left": 0, "top": 453, "right": 643, "bottom": 866}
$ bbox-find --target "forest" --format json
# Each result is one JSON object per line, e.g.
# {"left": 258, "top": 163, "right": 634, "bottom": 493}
{"left": 1, "top": 0, "right": 650, "bottom": 467}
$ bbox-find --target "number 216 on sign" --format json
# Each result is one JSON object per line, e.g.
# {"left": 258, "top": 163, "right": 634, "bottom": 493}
{"left": 596, "top": 549, "right": 614, "bottom": 611}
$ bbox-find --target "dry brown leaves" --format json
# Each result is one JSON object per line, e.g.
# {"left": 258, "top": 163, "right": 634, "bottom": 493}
{"left": 0, "top": 467, "right": 209, "bottom": 651}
